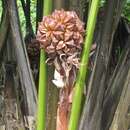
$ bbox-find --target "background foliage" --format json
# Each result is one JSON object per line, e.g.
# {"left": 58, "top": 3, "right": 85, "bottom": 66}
{"left": 0, "top": 1, "right": 2, "bottom": 19}
{"left": 17, "top": 0, "right": 36, "bottom": 36}
{"left": 123, "top": 0, "right": 130, "bottom": 21}
{"left": 0, "top": 0, "right": 130, "bottom": 36}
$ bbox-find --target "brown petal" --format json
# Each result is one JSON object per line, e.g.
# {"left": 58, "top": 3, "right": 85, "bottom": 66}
{"left": 39, "top": 39, "right": 50, "bottom": 47}
{"left": 63, "top": 14, "right": 73, "bottom": 23}
{"left": 52, "top": 10, "right": 61, "bottom": 20}
{"left": 57, "top": 50, "right": 64, "bottom": 55}
{"left": 76, "top": 19, "right": 84, "bottom": 32}
{"left": 72, "top": 58, "right": 80, "bottom": 68}
{"left": 56, "top": 41, "right": 65, "bottom": 50}
{"left": 66, "top": 23, "right": 75, "bottom": 31}
{"left": 63, "top": 46, "right": 70, "bottom": 53}
{"left": 51, "top": 34, "right": 59, "bottom": 45}
{"left": 78, "top": 34, "right": 84, "bottom": 44}
{"left": 65, "top": 40, "right": 75, "bottom": 46}
{"left": 55, "top": 23, "right": 65, "bottom": 32}
{"left": 43, "top": 17, "right": 50, "bottom": 29}
{"left": 59, "top": 9, "right": 66, "bottom": 21}
{"left": 73, "top": 32, "right": 80, "bottom": 40}
{"left": 37, "top": 30, "right": 44, "bottom": 37}
{"left": 66, "top": 11, "right": 75, "bottom": 19}
{"left": 38, "top": 24, "right": 47, "bottom": 34}
{"left": 48, "top": 19, "right": 57, "bottom": 30}
{"left": 53, "top": 31, "right": 64, "bottom": 40}
{"left": 46, "top": 44, "right": 55, "bottom": 53}
{"left": 64, "top": 31, "right": 73, "bottom": 41}
{"left": 67, "top": 48, "right": 77, "bottom": 55}
{"left": 42, "top": 16, "right": 48, "bottom": 22}
{"left": 46, "top": 31, "right": 52, "bottom": 38}
{"left": 40, "top": 33, "right": 46, "bottom": 40}
{"left": 52, "top": 38, "right": 58, "bottom": 44}
{"left": 39, "top": 29, "right": 47, "bottom": 35}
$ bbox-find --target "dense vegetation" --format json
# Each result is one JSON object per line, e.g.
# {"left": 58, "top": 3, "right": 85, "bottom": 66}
{"left": 17, "top": 0, "right": 36, "bottom": 36}
{"left": 0, "top": 1, "right": 130, "bottom": 130}
{"left": 15, "top": 0, "right": 130, "bottom": 36}
{"left": 1, "top": 0, "right": 129, "bottom": 35}
{"left": 123, "top": 0, "right": 130, "bottom": 21}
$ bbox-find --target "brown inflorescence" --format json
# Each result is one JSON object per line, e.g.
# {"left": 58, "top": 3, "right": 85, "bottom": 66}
{"left": 37, "top": 10, "right": 85, "bottom": 130}
{"left": 37, "top": 9, "right": 85, "bottom": 69}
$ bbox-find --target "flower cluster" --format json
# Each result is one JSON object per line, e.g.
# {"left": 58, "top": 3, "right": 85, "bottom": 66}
{"left": 37, "top": 10, "right": 85, "bottom": 88}
{"left": 37, "top": 9, "right": 85, "bottom": 68}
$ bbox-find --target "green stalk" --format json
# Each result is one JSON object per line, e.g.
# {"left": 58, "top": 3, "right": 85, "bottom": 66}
{"left": 68, "top": 0, "right": 100, "bottom": 130}
{"left": 37, "top": 1, "right": 52, "bottom": 130}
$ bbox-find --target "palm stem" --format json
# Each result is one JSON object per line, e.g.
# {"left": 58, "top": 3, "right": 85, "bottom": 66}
{"left": 37, "top": 1, "right": 52, "bottom": 130}
{"left": 68, "top": 0, "right": 100, "bottom": 130}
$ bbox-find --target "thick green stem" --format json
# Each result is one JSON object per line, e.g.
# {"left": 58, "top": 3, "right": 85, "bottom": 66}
{"left": 68, "top": 0, "right": 100, "bottom": 130}
{"left": 37, "top": 1, "right": 52, "bottom": 130}
{"left": 43, "top": 0, "right": 52, "bottom": 15}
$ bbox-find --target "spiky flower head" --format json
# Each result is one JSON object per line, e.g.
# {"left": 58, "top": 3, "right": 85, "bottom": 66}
{"left": 37, "top": 9, "right": 85, "bottom": 86}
